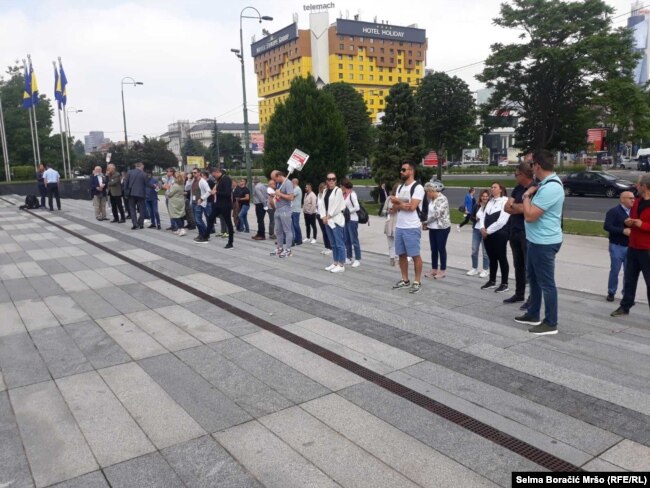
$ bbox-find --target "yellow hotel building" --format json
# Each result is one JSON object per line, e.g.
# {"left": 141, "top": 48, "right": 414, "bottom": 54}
{"left": 252, "top": 12, "right": 427, "bottom": 131}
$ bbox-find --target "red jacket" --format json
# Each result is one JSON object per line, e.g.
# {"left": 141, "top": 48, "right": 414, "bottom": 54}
{"left": 628, "top": 197, "right": 650, "bottom": 250}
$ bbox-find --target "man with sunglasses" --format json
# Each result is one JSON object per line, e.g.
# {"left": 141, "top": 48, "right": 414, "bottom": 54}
{"left": 391, "top": 161, "right": 425, "bottom": 293}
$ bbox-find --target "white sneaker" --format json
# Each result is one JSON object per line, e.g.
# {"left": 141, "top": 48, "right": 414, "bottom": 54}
{"left": 325, "top": 264, "right": 336, "bottom": 271}
{"left": 310, "top": 239, "right": 317, "bottom": 244}
{"left": 303, "top": 238, "right": 310, "bottom": 243}
{"left": 331, "top": 265, "right": 345, "bottom": 273}
{"left": 178, "top": 229, "right": 187, "bottom": 236}
{"left": 352, "top": 260, "right": 360, "bottom": 268}
{"left": 324, "top": 249, "right": 332, "bottom": 255}
{"left": 407, "top": 257, "right": 413, "bottom": 262}
{"left": 457, "top": 225, "right": 461, "bottom": 232}
{"left": 345, "top": 259, "right": 352, "bottom": 265}
{"left": 479, "top": 270, "right": 489, "bottom": 278}
{"left": 466, "top": 268, "right": 479, "bottom": 276}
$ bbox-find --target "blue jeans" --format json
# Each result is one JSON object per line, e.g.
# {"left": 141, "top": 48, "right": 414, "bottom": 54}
{"left": 526, "top": 241, "right": 561, "bottom": 327}
{"left": 428, "top": 227, "right": 450, "bottom": 270}
{"left": 471, "top": 228, "right": 489, "bottom": 269}
{"left": 238, "top": 204, "right": 250, "bottom": 232}
{"left": 145, "top": 199, "right": 160, "bottom": 227}
{"left": 608, "top": 243, "right": 627, "bottom": 296}
{"left": 170, "top": 217, "right": 183, "bottom": 230}
{"left": 344, "top": 220, "right": 361, "bottom": 260}
{"left": 192, "top": 203, "right": 210, "bottom": 237}
{"left": 326, "top": 224, "right": 346, "bottom": 263}
{"left": 292, "top": 212, "right": 303, "bottom": 244}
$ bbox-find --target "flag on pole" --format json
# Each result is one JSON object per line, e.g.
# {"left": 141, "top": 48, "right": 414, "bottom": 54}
{"left": 54, "top": 64, "right": 63, "bottom": 110}
{"left": 59, "top": 61, "right": 68, "bottom": 107}
{"left": 22, "top": 65, "right": 33, "bottom": 109}
{"left": 30, "top": 61, "right": 39, "bottom": 106}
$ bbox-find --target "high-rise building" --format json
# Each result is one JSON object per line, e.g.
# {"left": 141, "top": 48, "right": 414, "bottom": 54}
{"left": 629, "top": 0, "right": 650, "bottom": 85}
{"left": 83, "top": 131, "right": 110, "bottom": 154}
{"left": 252, "top": 11, "right": 427, "bottom": 130}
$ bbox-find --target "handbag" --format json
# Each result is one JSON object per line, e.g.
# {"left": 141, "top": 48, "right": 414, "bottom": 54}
{"left": 458, "top": 204, "right": 465, "bottom": 213}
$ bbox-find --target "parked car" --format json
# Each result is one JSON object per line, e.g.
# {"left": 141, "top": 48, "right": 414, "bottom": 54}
{"left": 348, "top": 168, "right": 372, "bottom": 179}
{"left": 562, "top": 171, "right": 636, "bottom": 198}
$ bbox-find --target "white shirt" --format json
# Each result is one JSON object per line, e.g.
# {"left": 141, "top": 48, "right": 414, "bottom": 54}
{"left": 483, "top": 196, "right": 510, "bottom": 235}
{"left": 344, "top": 191, "right": 360, "bottom": 222}
{"left": 43, "top": 168, "right": 60, "bottom": 184}
{"left": 396, "top": 181, "right": 424, "bottom": 229}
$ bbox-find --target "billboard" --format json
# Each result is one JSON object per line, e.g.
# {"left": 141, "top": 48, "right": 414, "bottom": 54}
{"left": 336, "top": 19, "right": 426, "bottom": 43}
{"left": 251, "top": 133, "right": 265, "bottom": 154}
{"left": 186, "top": 156, "right": 205, "bottom": 168}
{"left": 251, "top": 23, "right": 298, "bottom": 57}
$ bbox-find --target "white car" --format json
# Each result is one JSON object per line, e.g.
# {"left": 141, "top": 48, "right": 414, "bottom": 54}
{"left": 498, "top": 160, "right": 510, "bottom": 167}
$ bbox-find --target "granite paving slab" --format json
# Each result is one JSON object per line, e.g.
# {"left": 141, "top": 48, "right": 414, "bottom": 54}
{"left": 214, "top": 420, "right": 339, "bottom": 488}
{"left": 119, "top": 282, "right": 175, "bottom": 308}
{"left": 25, "top": 275, "right": 66, "bottom": 299}
{"left": 47, "top": 471, "right": 110, "bottom": 488}
{"left": 161, "top": 435, "right": 263, "bottom": 488}
{"left": 31, "top": 327, "right": 93, "bottom": 379}
{"left": 302, "top": 393, "right": 499, "bottom": 488}
{"left": 0, "top": 332, "right": 51, "bottom": 388}
{"left": 259, "top": 405, "right": 419, "bottom": 488}
{"left": 63, "top": 321, "right": 131, "bottom": 369}
{"left": 14, "top": 298, "right": 60, "bottom": 332}
{"left": 600, "top": 440, "right": 650, "bottom": 471}
{"left": 126, "top": 310, "right": 201, "bottom": 351}
{"left": 52, "top": 272, "right": 97, "bottom": 293}
{"left": 96, "top": 286, "right": 150, "bottom": 314}
{"left": 9, "top": 381, "right": 98, "bottom": 488}
{"left": 102, "top": 452, "right": 183, "bottom": 488}
{"left": 0, "top": 391, "right": 34, "bottom": 488}
{"left": 68, "top": 290, "right": 121, "bottom": 320}
{"left": 56, "top": 371, "right": 155, "bottom": 468}
{"left": 138, "top": 353, "right": 252, "bottom": 432}
{"left": 176, "top": 345, "right": 293, "bottom": 418}
{"left": 73, "top": 270, "right": 114, "bottom": 289}
{"left": 95, "top": 315, "right": 167, "bottom": 360}
{"left": 5, "top": 277, "right": 39, "bottom": 301}
{"left": 243, "top": 330, "right": 364, "bottom": 391}
{"left": 43, "top": 295, "right": 91, "bottom": 326}
{"left": 154, "top": 304, "right": 234, "bottom": 343}
{"left": 210, "top": 338, "right": 329, "bottom": 404}
{"left": 98, "top": 362, "right": 205, "bottom": 449}
{"left": 0, "top": 301, "right": 27, "bottom": 336}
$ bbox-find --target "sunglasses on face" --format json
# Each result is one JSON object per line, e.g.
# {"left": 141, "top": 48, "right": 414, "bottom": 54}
{"left": 400, "top": 168, "right": 410, "bottom": 173}
{"left": 327, "top": 177, "right": 336, "bottom": 181}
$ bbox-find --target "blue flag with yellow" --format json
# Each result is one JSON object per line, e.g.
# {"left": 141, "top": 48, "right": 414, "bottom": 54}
{"left": 59, "top": 62, "right": 68, "bottom": 107}
{"left": 22, "top": 65, "right": 32, "bottom": 109}
{"left": 30, "top": 63, "right": 39, "bottom": 106}
{"left": 54, "top": 65, "right": 62, "bottom": 110}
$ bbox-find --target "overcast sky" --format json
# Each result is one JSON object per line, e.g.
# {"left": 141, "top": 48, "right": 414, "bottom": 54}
{"left": 0, "top": 0, "right": 635, "bottom": 143}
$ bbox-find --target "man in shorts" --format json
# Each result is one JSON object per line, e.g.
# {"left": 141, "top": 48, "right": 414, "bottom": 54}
{"left": 391, "top": 161, "right": 425, "bottom": 293}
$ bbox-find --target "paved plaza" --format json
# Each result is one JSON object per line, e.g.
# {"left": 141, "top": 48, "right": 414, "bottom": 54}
{"left": 0, "top": 194, "right": 649, "bottom": 488}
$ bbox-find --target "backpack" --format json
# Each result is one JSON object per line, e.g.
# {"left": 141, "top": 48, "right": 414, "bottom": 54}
{"left": 398, "top": 182, "right": 423, "bottom": 219}
{"left": 20, "top": 194, "right": 40, "bottom": 210}
{"left": 357, "top": 203, "right": 369, "bottom": 224}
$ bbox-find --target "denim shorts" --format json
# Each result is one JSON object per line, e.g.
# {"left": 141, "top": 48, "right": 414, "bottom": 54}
{"left": 395, "top": 227, "right": 421, "bottom": 257}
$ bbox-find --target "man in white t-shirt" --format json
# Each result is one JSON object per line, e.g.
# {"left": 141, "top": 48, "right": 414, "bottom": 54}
{"left": 390, "top": 161, "right": 425, "bottom": 293}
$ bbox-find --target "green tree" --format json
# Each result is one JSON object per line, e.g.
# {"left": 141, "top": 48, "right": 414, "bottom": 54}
{"left": 322, "top": 82, "right": 372, "bottom": 164}
{"left": 0, "top": 65, "right": 63, "bottom": 171}
{"left": 477, "top": 0, "right": 639, "bottom": 153}
{"left": 263, "top": 76, "right": 348, "bottom": 186}
{"left": 73, "top": 139, "right": 85, "bottom": 158}
{"left": 181, "top": 138, "right": 208, "bottom": 162}
{"left": 373, "top": 82, "right": 424, "bottom": 187}
{"left": 417, "top": 72, "right": 477, "bottom": 180}
{"left": 135, "top": 136, "right": 178, "bottom": 170}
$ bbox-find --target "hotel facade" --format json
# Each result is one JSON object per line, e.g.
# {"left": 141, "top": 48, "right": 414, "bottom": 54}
{"left": 252, "top": 11, "right": 427, "bottom": 130}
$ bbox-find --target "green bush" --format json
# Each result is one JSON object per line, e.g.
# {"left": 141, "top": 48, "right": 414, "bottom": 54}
{"left": 12, "top": 165, "right": 36, "bottom": 181}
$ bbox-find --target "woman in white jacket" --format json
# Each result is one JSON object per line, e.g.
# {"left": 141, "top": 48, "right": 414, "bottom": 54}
{"left": 320, "top": 172, "right": 347, "bottom": 273}
{"left": 480, "top": 182, "right": 511, "bottom": 293}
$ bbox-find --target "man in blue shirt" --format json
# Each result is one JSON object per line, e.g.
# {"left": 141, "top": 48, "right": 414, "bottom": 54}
{"left": 603, "top": 192, "right": 634, "bottom": 302}
{"left": 514, "top": 150, "right": 565, "bottom": 335}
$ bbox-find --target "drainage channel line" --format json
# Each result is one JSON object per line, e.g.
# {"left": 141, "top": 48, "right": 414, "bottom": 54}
{"left": 24, "top": 207, "right": 582, "bottom": 473}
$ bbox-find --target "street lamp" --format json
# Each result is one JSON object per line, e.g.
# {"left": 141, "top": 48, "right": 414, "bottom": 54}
{"left": 65, "top": 107, "right": 83, "bottom": 179}
{"left": 121, "top": 77, "right": 143, "bottom": 153}
{"left": 235, "top": 6, "right": 272, "bottom": 193}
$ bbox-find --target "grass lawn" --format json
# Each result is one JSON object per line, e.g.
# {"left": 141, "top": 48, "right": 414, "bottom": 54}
{"left": 361, "top": 204, "right": 606, "bottom": 238}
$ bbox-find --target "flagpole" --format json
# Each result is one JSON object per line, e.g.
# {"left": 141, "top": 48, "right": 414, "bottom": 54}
{"left": 23, "top": 59, "right": 38, "bottom": 169}
{"left": 63, "top": 108, "right": 72, "bottom": 178}
{"left": 0, "top": 90, "right": 11, "bottom": 182}
{"left": 53, "top": 61, "right": 67, "bottom": 179}
{"left": 28, "top": 55, "right": 41, "bottom": 168}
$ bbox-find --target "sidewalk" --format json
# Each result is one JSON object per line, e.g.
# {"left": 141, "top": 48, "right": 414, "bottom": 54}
{"left": 0, "top": 195, "right": 649, "bottom": 488}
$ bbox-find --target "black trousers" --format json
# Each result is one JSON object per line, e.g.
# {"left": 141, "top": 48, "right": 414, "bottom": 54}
{"left": 484, "top": 231, "right": 509, "bottom": 285}
{"left": 509, "top": 229, "right": 527, "bottom": 298}
{"left": 620, "top": 248, "right": 650, "bottom": 312}
{"left": 110, "top": 195, "right": 125, "bottom": 221}
{"left": 304, "top": 213, "right": 317, "bottom": 239}
{"left": 317, "top": 216, "right": 331, "bottom": 249}
{"left": 254, "top": 203, "right": 266, "bottom": 237}
{"left": 46, "top": 183, "right": 61, "bottom": 210}
{"left": 207, "top": 205, "right": 233, "bottom": 243}
{"left": 38, "top": 184, "right": 47, "bottom": 207}
{"left": 129, "top": 197, "right": 145, "bottom": 227}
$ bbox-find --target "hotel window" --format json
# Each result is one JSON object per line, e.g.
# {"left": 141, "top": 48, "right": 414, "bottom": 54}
{"left": 338, "top": 35, "right": 343, "bottom": 41}
{"left": 370, "top": 47, "right": 374, "bottom": 53}
{"left": 338, "top": 54, "right": 342, "bottom": 60}
{"left": 398, "top": 59, "right": 402, "bottom": 64}
{"left": 339, "top": 44, "right": 344, "bottom": 49}
{"left": 369, "top": 38, "right": 374, "bottom": 43}
{"left": 349, "top": 64, "right": 353, "bottom": 70}
{"left": 389, "top": 67, "right": 393, "bottom": 73}
{"left": 348, "top": 55, "right": 353, "bottom": 60}
{"left": 338, "top": 63, "right": 343, "bottom": 69}
{"left": 338, "top": 73, "right": 343, "bottom": 79}
{"left": 407, "top": 77, "right": 411, "bottom": 83}
{"left": 408, "top": 50, "right": 412, "bottom": 56}
{"left": 380, "top": 47, "right": 384, "bottom": 53}
{"left": 378, "top": 67, "right": 383, "bottom": 72}
{"left": 349, "top": 36, "right": 354, "bottom": 41}
{"left": 398, "top": 68, "right": 402, "bottom": 73}
{"left": 399, "top": 41, "right": 404, "bottom": 46}
{"left": 415, "top": 69, "right": 420, "bottom": 74}
{"left": 380, "top": 57, "right": 384, "bottom": 62}
{"left": 358, "top": 56, "right": 363, "bottom": 61}
{"left": 379, "top": 75, "right": 383, "bottom": 81}
{"left": 359, "top": 65, "right": 363, "bottom": 71}
{"left": 369, "top": 98, "right": 374, "bottom": 104}
{"left": 349, "top": 73, "right": 354, "bottom": 79}
{"left": 359, "top": 74, "right": 363, "bottom": 80}
{"left": 418, "top": 51, "right": 422, "bottom": 56}
{"left": 369, "top": 75, "right": 374, "bottom": 81}
{"left": 398, "top": 77, "right": 402, "bottom": 82}
{"left": 349, "top": 45, "right": 354, "bottom": 51}
{"left": 390, "top": 58, "right": 394, "bottom": 64}
{"left": 388, "top": 76, "right": 393, "bottom": 81}
{"left": 379, "top": 99, "right": 384, "bottom": 105}
{"left": 369, "top": 66, "right": 374, "bottom": 71}
{"left": 390, "top": 49, "right": 394, "bottom": 54}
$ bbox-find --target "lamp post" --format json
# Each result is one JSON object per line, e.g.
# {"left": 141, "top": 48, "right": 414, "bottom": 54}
{"left": 121, "top": 77, "right": 143, "bottom": 153}
{"left": 65, "top": 107, "right": 83, "bottom": 178}
{"left": 234, "top": 6, "right": 272, "bottom": 193}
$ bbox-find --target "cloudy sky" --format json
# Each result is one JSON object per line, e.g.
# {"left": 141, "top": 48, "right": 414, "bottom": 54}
{"left": 0, "top": 0, "right": 635, "bottom": 143}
